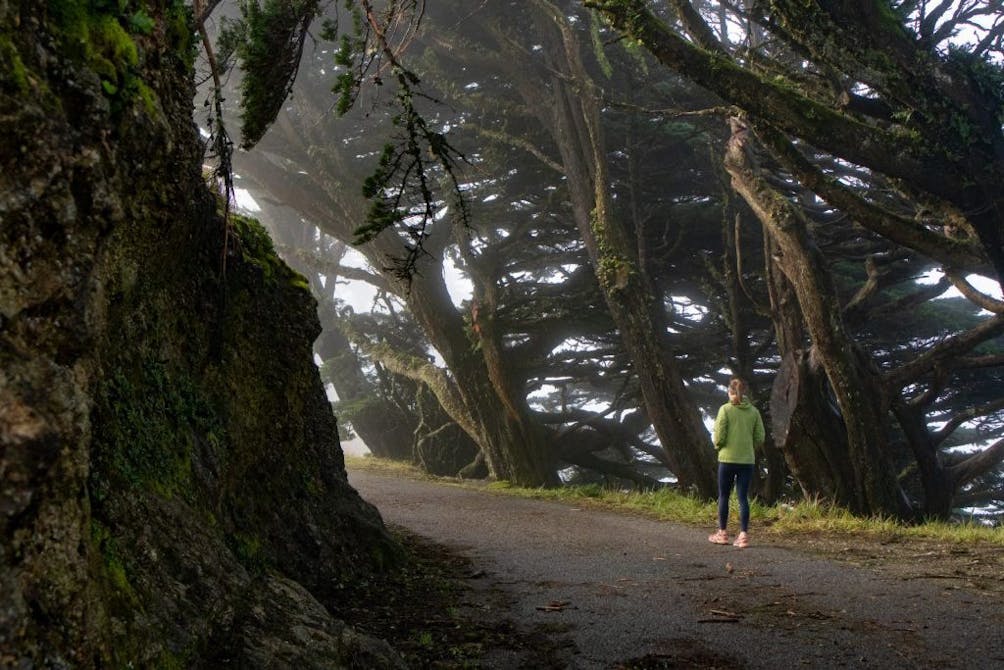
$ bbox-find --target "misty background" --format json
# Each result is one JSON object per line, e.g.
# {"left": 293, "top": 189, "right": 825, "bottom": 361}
{"left": 201, "top": 0, "right": 1004, "bottom": 521}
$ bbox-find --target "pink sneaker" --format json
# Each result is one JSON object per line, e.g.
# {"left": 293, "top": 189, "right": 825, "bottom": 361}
{"left": 708, "top": 529, "right": 730, "bottom": 545}
{"left": 733, "top": 532, "right": 749, "bottom": 548}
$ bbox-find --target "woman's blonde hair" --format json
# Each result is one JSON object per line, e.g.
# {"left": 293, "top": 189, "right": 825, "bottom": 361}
{"left": 728, "top": 378, "right": 748, "bottom": 404}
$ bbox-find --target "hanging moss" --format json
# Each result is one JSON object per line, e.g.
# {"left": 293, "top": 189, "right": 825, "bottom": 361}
{"left": 227, "top": 0, "right": 322, "bottom": 147}
{"left": 166, "top": 1, "right": 196, "bottom": 68}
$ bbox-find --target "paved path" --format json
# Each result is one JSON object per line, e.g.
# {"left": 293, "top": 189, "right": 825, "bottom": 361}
{"left": 348, "top": 469, "right": 1004, "bottom": 669}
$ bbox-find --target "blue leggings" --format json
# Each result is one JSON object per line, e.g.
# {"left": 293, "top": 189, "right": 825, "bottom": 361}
{"left": 718, "top": 463, "right": 754, "bottom": 533}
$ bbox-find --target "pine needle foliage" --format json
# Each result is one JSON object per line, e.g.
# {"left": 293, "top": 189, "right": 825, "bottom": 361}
{"left": 352, "top": 69, "right": 470, "bottom": 282}
{"left": 217, "top": 0, "right": 469, "bottom": 281}
{"left": 222, "top": 0, "right": 321, "bottom": 149}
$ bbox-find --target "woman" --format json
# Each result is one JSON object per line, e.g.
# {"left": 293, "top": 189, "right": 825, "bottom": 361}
{"left": 708, "top": 378, "right": 765, "bottom": 549}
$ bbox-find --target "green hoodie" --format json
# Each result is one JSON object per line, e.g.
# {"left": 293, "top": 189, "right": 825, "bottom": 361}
{"left": 712, "top": 398, "right": 765, "bottom": 465}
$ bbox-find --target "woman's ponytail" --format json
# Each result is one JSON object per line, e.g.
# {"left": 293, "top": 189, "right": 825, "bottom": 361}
{"left": 728, "top": 378, "right": 747, "bottom": 405}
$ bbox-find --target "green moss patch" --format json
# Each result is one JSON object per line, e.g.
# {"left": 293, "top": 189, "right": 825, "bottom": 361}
{"left": 0, "top": 33, "right": 29, "bottom": 93}
{"left": 228, "top": 531, "right": 268, "bottom": 574}
{"left": 230, "top": 215, "right": 311, "bottom": 291}
{"left": 48, "top": 0, "right": 161, "bottom": 110}
{"left": 91, "top": 358, "right": 225, "bottom": 501}
{"left": 90, "top": 520, "right": 140, "bottom": 605}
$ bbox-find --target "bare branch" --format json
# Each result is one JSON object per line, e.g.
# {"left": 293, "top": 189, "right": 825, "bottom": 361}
{"left": 946, "top": 270, "right": 1004, "bottom": 314}
{"left": 948, "top": 437, "right": 1004, "bottom": 488}
{"left": 933, "top": 397, "right": 1004, "bottom": 447}
{"left": 750, "top": 121, "right": 988, "bottom": 273}
{"left": 951, "top": 484, "right": 1004, "bottom": 508}
{"left": 855, "top": 276, "right": 950, "bottom": 327}
{"left": 957, "top": 354, "right": 1004, "bottom": 369}
{"left": 560, "top": 450, "right": 664, "bottom": 488}
{"left": 475, "top": 127, "right": 564, "bottom": 174}
{"left": 340, "top": 320, "right": 477, "bottom": 438}
{"left": 883, "top": 315, "right": 1004, "bottom": 389}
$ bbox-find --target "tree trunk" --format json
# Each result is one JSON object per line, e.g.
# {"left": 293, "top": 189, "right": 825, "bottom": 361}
{"left": 725, "top": 120, "right": 909, "bottom": 517}
{"left": 536, "top": 1, "right": 717, "bottom": 497}
{"left": 890, "top": 400, "right": 953, "bottom": 519}
{"left": 386, "top": 252, "right": 559, "bottom": 486}
{"left": 314, "top": 324, "right": 415, "bottom": 461}
{"left": 770, "top": 349, "right": 857, "bottom": 505}
{"left": 410, "top": 387, "right": 482, "bottom": 476}
{"left": 722, "top": 209, "right": 788, "bottom": 503}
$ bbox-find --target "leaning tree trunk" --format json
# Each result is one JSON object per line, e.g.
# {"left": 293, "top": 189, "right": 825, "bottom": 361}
{"left": 722, "top": 206, "right": 789, "bottom": 503}
{"left": 725, "top": 120, "right": 909, "bottom": 518}
{"left": 314, "top": 321, "right": 416, "bottom": 461}
{"left": 410, "top": 385, "right": 484, "bottom": 477}
{"left": 535, "top": 1, "right": 717, "bottom": 497}
{"left": 339, "top": 220, "right": 559, "bottom": 487}
{"left": 761, "top": 232, "right": 851, "bottom": 505}
{"left": 400, "top": 258, "right": 559, "bottom": 486}
{"left": 314, "top": 272, "right": 484, "bottom": 476}
{"left": 890, "top": 400, "right": 954, "bottom": 518}
{"left": 770, "top": 349, "right": 859, "bottom": 505}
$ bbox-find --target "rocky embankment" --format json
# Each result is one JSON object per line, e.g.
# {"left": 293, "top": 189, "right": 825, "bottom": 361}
{"left": 1, "top": 3, "right": 401, "bottom": 666}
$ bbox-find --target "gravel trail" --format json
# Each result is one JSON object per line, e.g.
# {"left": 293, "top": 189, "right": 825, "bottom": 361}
{"left": 348, "top": 469, "right": 1004, "bottom": 669}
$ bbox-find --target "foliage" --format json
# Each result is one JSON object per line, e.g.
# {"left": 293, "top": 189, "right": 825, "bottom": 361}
{"left": 218, "top": 0, "right": 1004, "bottom": 514}
{"left": 220, "top": 0, "right": 321, "bottom": 148}
{"left": 946, "top": 45, "right": 1004, "bottom": 121}
{"left": 320, "top": 2, "right": 366, "bottom": 115}
{"left": 215, "top": 0, "right": 471, "bottom": 280}
{"left": 166, "top": 1, "right": 196, "bottom": 67}
{"left": 352, "top": 71, "right": 471, "bottom": 280}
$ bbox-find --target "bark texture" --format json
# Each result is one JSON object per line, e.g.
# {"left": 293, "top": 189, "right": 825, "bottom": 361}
{"left": 536, "top": 0, "right": 717, "bottom": 496}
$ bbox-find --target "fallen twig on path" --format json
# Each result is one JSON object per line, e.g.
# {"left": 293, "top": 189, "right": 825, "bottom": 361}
{"left": 698, "top": 609, "right": 741, "bottom": 623}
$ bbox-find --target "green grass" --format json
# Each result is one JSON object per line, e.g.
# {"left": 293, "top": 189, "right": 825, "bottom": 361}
{"left": 763, "top": 495, "right": 1003, "bottom": 545}
{"left": 347, "top": 454, "right": 432, "bottom": 478}
{"left": 345, "top": 455, "right": 1004, "bottom": 547}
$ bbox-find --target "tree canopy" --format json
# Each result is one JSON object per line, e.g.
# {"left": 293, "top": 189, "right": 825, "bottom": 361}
{"left": 200, "top": 0, "right": 1004, "bottom": 521}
